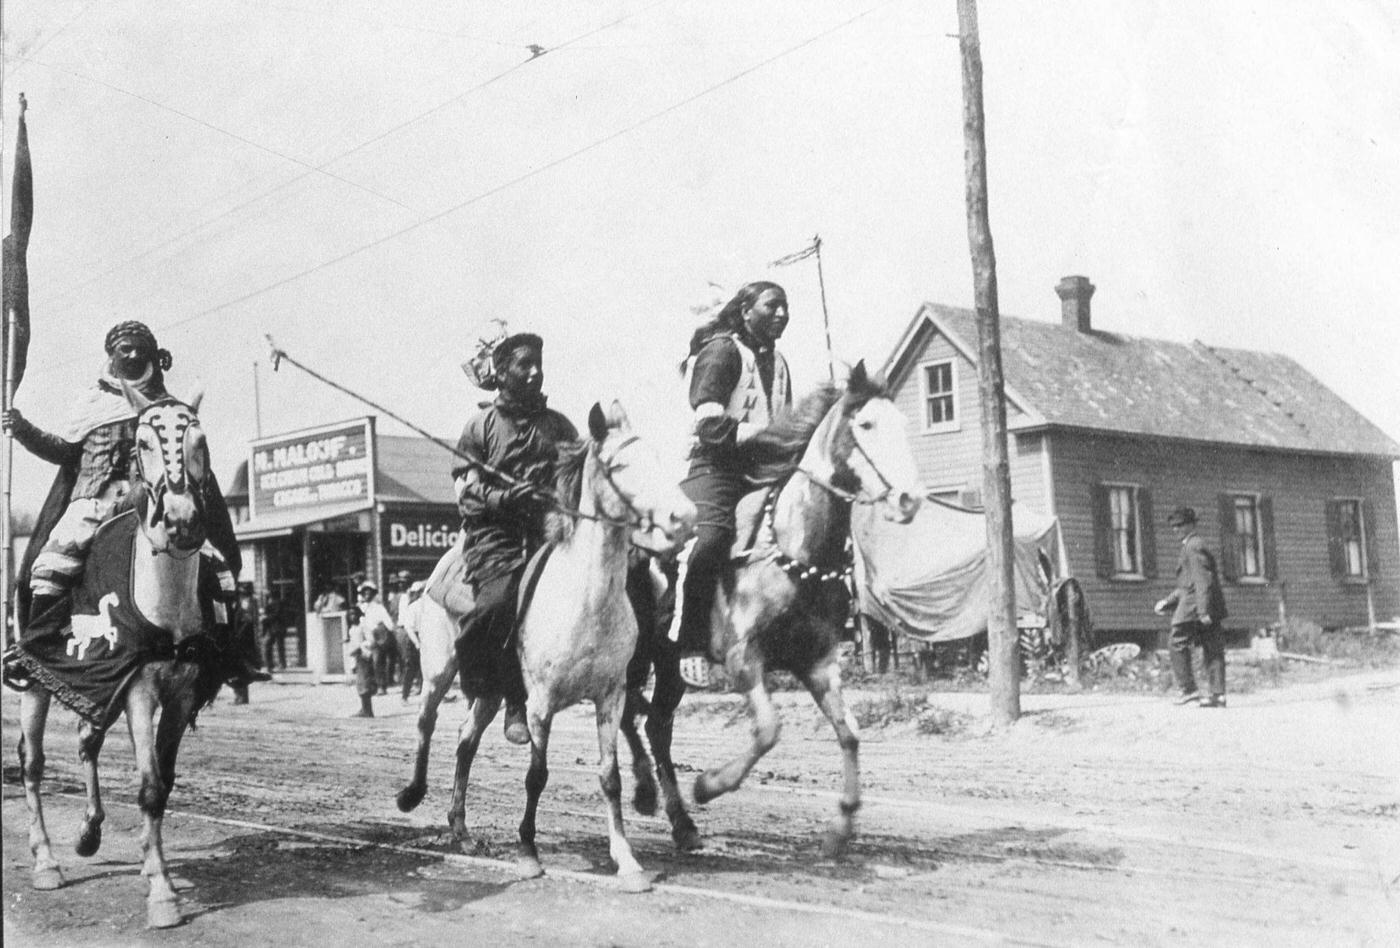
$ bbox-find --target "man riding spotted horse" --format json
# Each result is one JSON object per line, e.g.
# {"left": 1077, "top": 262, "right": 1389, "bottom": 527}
{"left": 1, "top": 321, "right": 267, "bottom": 691}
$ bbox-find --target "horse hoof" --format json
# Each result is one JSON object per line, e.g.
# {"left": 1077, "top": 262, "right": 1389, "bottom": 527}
{"left": 516, "top": 857, "right": 544, "bottom": 880}
{"left": 632, "top": 783, "right": 658, "bottom": 817}
{"left": 32, "top": 866, "right": 63, "bottom": 891}
{"left": 617, "top": 871, "right": 653, "bottom": 894}
{"left": 75, "top": 823, "right": 103, "bottom": 857}
{"left": 692, "top": 774, "right": 719, "bottom": 806}
{"left": 147, "top": 900, "right": 183, "bottom": 929}
{"left": 673, "top": 826, "right": 704, "bottom": 852}
{"left": 395, "top": 784, "right": 426, "bottom": 813}
{"left": 820, "top": 828, "right": 851, "bottom": 860}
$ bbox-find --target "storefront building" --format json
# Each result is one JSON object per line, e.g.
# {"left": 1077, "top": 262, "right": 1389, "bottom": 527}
{"left": 226, "top": 416, "right": 459, "bottom": 670}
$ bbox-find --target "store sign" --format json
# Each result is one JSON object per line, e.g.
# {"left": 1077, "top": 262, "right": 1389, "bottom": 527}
{"left": 381, "top": 510, "right": 462, "bottom": 559}
{"left": 250, "top": 419, "right": 374, "bottom": 516}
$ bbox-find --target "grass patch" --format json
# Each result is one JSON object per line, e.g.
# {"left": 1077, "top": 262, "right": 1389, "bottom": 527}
{"left": 849, "top": 685, "right": 970, "bottom": 736}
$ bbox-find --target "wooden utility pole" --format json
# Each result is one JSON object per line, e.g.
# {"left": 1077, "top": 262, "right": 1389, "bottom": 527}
{"left": 957, "top": 0, "right": 1020, "bottom": 724}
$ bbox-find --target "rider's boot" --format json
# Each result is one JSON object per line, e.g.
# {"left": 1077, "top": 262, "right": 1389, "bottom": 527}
{"left": 218, "top": 631, "right": 272, "bottom": 688}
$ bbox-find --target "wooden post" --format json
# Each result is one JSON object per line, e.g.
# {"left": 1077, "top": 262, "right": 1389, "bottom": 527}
{"left": 957, "top": 0, "right": 1020, "bottom": 724}
{"left": 1, "top": 309, "right": 15, "bottom": 647}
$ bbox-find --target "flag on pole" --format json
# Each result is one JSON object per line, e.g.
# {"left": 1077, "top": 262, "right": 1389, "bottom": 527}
{"left": 3, "top": 94, "right": 34, "bottom": 393}
{"left": 769, "top": 236, "right": 819, "bottom": 268}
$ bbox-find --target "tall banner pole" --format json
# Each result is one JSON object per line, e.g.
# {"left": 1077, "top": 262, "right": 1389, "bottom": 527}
{"left": 813, "top": 234, "right": 835, "bottom": 382}
{"left": 2, "top": 309, "right": 16, "bottom": 646}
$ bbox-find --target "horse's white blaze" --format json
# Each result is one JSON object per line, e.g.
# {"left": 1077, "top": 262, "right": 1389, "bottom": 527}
{"left": 850, "top": 398, "right": 921, "bottom": 522}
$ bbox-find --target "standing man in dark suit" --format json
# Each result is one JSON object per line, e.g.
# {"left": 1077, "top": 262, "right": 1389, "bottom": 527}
{"left": 1154, "top": 506, "right": 1229, "bottom": 707}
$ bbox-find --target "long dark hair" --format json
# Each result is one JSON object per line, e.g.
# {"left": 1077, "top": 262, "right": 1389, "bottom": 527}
{"left": 680, "top": 280, "right": 785, "bottom": 373}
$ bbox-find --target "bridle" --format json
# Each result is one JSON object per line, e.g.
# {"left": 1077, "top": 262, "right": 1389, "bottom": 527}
{"left": 557, "top": 433, "right": 658, "bottom": 534}
{"left": 796, "top": 409, "right": 898, "bottom": 508}
{"left": 133, "top": 399, "right": 207, "bottom": 559}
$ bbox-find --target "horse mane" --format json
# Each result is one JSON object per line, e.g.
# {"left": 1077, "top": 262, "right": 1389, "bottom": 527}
{"left": 735, "top": 370, "right": 890, "bottom": 484}
{"left": 544, "top": 439, "right": 590, "bottom": 544}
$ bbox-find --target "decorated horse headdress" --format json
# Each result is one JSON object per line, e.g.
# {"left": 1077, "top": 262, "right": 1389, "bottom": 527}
{"left": 122, "top": 382, "right": 210, "bottom": 555}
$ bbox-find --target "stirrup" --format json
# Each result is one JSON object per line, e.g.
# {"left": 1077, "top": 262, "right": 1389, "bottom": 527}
{"left": 1, "top": 647, "right": 35, "bottom": 692}
{"left": 679, "top": 655, "right": 712, "bottom": 690}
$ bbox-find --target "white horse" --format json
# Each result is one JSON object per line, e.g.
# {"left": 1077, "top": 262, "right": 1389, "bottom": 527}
{"left": 15, "top": 388, "right": 221, "bottom": 928}
{"left": 398, "top": 401, "right": 694, "bottom": 891}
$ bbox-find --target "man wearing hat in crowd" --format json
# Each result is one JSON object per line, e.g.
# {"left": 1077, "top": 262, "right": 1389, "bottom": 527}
{"left": 1, "top": 320, "right": 266, "bottom": 688}
{"left": 396, "top": 579, "right": 426, "bottom": 703}
{"left": 452, "top": 331, "right": 577, "bottom": 744}
{"left": 356, "top": 581, "right": 397, "bottom": 696}
{"left": 1154, "top": 506, "right": 1229, "bottom": 707}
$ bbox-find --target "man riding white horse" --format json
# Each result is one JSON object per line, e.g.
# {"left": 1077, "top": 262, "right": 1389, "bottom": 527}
{"left": 674, "top": 281, "right": 792, "bottom": 688}
{"left": 452, "top": 331, "right": 578, "bottom": 744}
{"left": 1, "top": 321, "right": 266, "bottom": 689}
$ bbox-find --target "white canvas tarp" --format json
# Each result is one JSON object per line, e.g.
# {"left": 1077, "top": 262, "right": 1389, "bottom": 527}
{"left": 853, "top": 499, "right": 1060, "bottom": 644}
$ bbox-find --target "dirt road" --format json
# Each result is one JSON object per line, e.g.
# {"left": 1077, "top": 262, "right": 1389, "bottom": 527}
{"left": 5, "top": 669, "right": 1398, "bottom": 946}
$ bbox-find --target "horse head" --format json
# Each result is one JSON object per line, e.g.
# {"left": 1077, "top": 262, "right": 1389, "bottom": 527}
{"left": 586, "top": 401, "right": 696, "bottom": 554}
{"left": 122, "top": 381, "right": 210, "bottom": 556}
{"left": 828, "top": 361, "right": 921, "bottom": 524}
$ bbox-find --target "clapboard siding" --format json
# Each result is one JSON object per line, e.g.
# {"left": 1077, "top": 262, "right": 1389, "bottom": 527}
{"left": 890, "top": 324, "right": 1042, "bottom": 507}
{"left": 1050, "top": 430, "right": 1399, "bottom": 632}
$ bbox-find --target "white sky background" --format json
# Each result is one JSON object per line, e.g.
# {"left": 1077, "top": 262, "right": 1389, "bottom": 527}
{"left": 2, "top": 0, "right": 1397, "bottom": 512}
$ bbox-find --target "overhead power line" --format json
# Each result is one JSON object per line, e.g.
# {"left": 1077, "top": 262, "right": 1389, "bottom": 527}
{"left": 20, "top": 0, "right": 894, "bottom": 379}
{"left": 30, "top": 0, "right": 671, "bottom": 316}
{"left": 157, "top": 0, "right": 895, "bottom": 332}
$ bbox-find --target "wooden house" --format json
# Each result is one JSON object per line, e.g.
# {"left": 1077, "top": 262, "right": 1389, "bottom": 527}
{"left": 880, "top": 276, "right": 1400, "bottom": 640}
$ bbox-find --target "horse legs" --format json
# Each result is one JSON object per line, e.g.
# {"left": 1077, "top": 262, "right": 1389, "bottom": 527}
{"left": 75, "top": 719, "right": 109, "bottom": 857}
{"left": 802, "top": 656, "right": 862, "bottom": 858}
{"left": 619, "top": 688, "right": 659, "bottom": 817}
{"left": 595, "top": 690, "right": 651, "bottom": 893}
{"left": 396, "top": 651, "right": 458, "bottom": 813}
{"left": 446, "top": 693, "right": 498, "bottom": 848}
{"left": 19, "top": 689, "right": 63, "bottom": 890}
{"left": 516, "top": 704, "right": 552, "bottom": 880}
{"left": 126, "top": 683, "right": 182, "bottom": 929}
{"left": 694, "top": 671, "right": 781, "bottom": 805}
{"left": 644, "top": 649, "right": 702, "bottom": 850}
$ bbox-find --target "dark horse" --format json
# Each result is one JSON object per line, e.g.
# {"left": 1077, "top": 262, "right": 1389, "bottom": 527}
{"left": 620, "top": 362, "right": 922, "bottom": 856}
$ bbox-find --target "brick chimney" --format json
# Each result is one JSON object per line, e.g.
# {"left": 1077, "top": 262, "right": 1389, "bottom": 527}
{"left": 1055, "top": 275, "right": 1095, "bottom": 332}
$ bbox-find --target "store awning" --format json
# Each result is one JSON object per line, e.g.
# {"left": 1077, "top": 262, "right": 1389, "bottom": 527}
{"left": 235, "top": 500, "right": 374, "bottom": 541}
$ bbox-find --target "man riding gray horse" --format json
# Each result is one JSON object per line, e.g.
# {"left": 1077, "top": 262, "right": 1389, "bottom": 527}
{"left": 451, "top": 331, "right": 577, "bottom": 744}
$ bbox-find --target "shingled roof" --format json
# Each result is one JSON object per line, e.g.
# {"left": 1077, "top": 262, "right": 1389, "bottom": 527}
{"left": 885, "top": 302, "right": 1400, "bottom": 458}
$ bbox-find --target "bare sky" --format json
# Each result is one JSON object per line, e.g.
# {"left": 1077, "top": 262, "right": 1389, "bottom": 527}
{"left": 3, "top": 0, "right": 1397, "bottom": 510}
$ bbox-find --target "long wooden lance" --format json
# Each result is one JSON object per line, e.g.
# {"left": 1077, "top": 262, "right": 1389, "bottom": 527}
{"left": 265, "top": 335, "right": 533, "bottom": 490}
{"left": 264, "top": 336, "right": 619, "bottom": 526}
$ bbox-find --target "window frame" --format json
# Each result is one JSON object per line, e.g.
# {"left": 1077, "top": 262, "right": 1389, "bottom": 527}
{"left": 917, "top": 358, "right": 960, "bottom": 434}
{"left": 1227, "top": 492, "right": 1267, "bottom": 583}
{"left": 1333, "top": 497, "right": 1369, "bottom": 581}
{"left": 1104, "top": 482, "right": 1145, "bottom": 580}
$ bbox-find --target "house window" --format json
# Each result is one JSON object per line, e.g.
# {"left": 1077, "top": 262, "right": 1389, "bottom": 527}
{"left": 1108, "top": 485, "right": 1142, "bottom": 576}
{"left": 1331, "top": 499, "right": 1367, "bottom": 579}
{"left": 1230, "top": 495, "right": 1263, "bottom": 578}
{"left": 1093, "top": 483, "right": 1155, "bottom": 580}
{"left": 920, "top": 359, "right": 957, "bottom": 431}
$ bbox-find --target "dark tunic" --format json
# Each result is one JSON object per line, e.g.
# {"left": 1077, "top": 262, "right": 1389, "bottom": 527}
{"left": 452, "top": 394, "right": 578, "bottom": 587}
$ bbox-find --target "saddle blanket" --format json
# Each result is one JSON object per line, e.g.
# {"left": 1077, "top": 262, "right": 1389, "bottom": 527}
{"left": 6, "top": 511, "right": 225, "bottom": 729}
